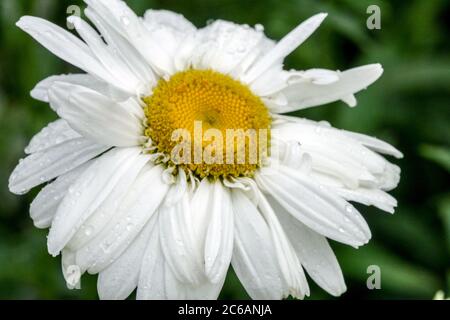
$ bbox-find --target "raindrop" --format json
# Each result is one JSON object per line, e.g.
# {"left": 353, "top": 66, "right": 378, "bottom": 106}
{"left": 101, "top": 241, "right": 111, "bottom": 253}
{"left": 84, "top": 226, "right": 94, "bottom": 236}
{"left": 315, "top": 121, "right": 330, "bottom": 134}
{"left": 345, "top": 205, "right": 353, "bottom": 213}
{"left": 120, "top": 15, "right": 130, "bottom": 26}
{"left": 255, "top": 24, "right": 264, "bottom": 32}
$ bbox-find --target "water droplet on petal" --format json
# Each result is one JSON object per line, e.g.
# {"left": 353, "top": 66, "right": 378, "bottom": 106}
{"left": 84, "top": 226, "right": 93, "bottom": 236}
{"left": 120, "top": 15, "right": 130, "bottom": 26}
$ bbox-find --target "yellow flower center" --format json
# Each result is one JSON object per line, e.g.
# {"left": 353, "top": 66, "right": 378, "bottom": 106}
{"left": 143, "top": 69, "right": 271, "bottom": 179}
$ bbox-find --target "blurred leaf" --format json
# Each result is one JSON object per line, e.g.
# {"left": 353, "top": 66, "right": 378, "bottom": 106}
{"left": 420, "top": 145, "right": 450, "bottom": 172}
{"left": 337, "top": 243, "right": 442, "bottom": 298}
{"left": 438, "top": 195, "right": 450, "bottom": 255}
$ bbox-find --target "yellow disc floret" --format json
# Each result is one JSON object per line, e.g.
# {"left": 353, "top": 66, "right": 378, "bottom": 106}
{"left": 143, "top": 69, "right": 271, "bottom": 179}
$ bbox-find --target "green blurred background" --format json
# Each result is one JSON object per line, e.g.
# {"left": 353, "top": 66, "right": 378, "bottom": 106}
{"left": 0, "top": 0, "right": 449, "bottom": 300}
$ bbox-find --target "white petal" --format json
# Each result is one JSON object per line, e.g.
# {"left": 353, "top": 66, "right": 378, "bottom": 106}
{"left": 50, "top": 82, "right": 144, "bottom": 147}
{"left": 273, "top": 120, "right": 400, "bottom": 189}
{"left": 341, "top": 94, "right": 357, "bottom": 107}
{"left": 84, "top": 8, "right": 156, "bottom": 93}
{"left": 47, "top": 147, "right": 141, "bottom": 256}
{"left": 256, "top": 165, "right": 371, "bottom": 247}
{"left": 144, "top": 9, "right": 196, "bottom": 34}
{"left": 68, "top": 15, "right": 145, "bottom": 94}
{"left": 343, "top": 131, "right": 403, "bottom": 159}
{"left": 16, "top": 16, "right": 119, "bottom": 89}
{"left": 190, "top": 178, "right": 212, "bottom": 249}
{"left": 76, "top": 165, "right": 169, "bottom": 274}
{"left": 190, "top": 20, "right": 267, "bottom": 76}
{"left": 231, "top": 189, "right": 285, "bottom": 299}
{"left": 32, "top": 73, "right": 130, "bottom": 105}
{"left": 242, "top": 13, "right": 327, "bottom": 84}
{"left": 97, "top": 215, "right": 157, "bottom": 300}
{"left": 25, "top": 119, "right": 80, "bottom": 154}
{"left": 189, "top": 180, "right": 234, "bottom": 288}
{"left": 30, "top": 163, "right": 90, "bottom": 229}
{"left": 302, "top": 69, "right": 340, "bottom": 85}
{"left": 136, "top": 221, "right": 167, "bottom": 299}
{"left": 271, "top": 198, "right": 347, "bottom": 296}
{"left": 143, "top": 9, "right": 196, "bottom": 60}
{"left": 137, "top": 224, "right": 224, "bottom": 300}
{"left": 9, "top": 138, "right": 108, "bottom": 195}
{"left": 256, "top": 189, "right": 309, "bottom": 298}
{"left": 271, "top": 64, "right": 383, "bottom": 112}
{"left": 159, "top": 192, "right": 203, "bottom": 284}
{"left": 85, "top": 0, "right": 174, "bottom": 76}
{"left": 335, "top": 187, "right": 397, "bottom": 214}
{"left": 204, "top": 181, "right": 234, "bottom": 283}
{"left": 61, "top": 249, "right": 82, "bottom": 289}
{"left": 67, "top": 156, "right": 151, "bottom": 251}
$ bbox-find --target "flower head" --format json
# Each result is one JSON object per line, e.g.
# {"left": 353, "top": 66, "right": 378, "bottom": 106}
{"left": 10, "top": 0, "right": 402, "bottom": 299}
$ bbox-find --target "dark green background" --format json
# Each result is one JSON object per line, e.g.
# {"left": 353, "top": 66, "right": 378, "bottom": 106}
{"left": 0, "top": 0, "right": 449, "bottom": 299}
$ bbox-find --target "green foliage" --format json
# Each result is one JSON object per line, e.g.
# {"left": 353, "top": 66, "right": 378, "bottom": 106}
{"left": 0, "top": 0, "right": 449, "bottom": 299}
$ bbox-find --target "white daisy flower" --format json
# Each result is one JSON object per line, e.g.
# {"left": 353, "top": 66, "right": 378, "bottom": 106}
{"left": 9, "top": 0, "right": 402, "bottom": 300}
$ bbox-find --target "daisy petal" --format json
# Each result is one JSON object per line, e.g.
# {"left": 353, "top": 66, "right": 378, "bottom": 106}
{"left": 31, "top": 74, "right": 129, "bottom": 104}
{"left": 272, "top": 64, "right": 383, "bottom": 112}
{"left": 136, "top": 222, "right": 166, "bottom": 299}
{"left": 97, "top": 215, "right": 157, "bottom": 300}
{"left": 273, "top": 120, "right": 400, "bottom": 190}
{"left": 256, "top": 165, "right": 371, "bottom": 247}
{"left": 343, "top": 131, "right": 403, "bottom": 159}
{"left": 335, "top": 187, "right": 397, "bottom": 214}
{"left": 271, "top": 198, "right": 347, "bottom": 297}
{"left": 25, "top": 119, "right": 80, "bottom": 154}
{"left": 143, "top": 9, "right": 196, "bottom": 60}
{"left": 16, "top": 16, "right": 118, "bottom": 89}
{"left": 47, "top": 147, "right": 141, "bottom": 256}
{"left": 256, "top": 190, "right": 310, "bottom": 298}
{"left": 137, "top": 224, "right": 224, "bottom": 300}
{"left": 77, "top": 165, "right": 168, "bottom": 274}
{"left": 61, "top": 249, "right": 82, "bottom": 289}
{"left": 159, "top": 192, "right": 203, "bottom": 284}
{"left": 66, "top": 156, "right": 151, "bottom": 251}
{"left": 84, "top": 8, "right": 156, "bottom": 92}
{"left": 204, "top": 181, "right": 234, "bottom": 284}
{"left": 85, "top": 0, "right": 174, "bottom": 75}
{"left": 68, "top": 15, "right": 146, "bottom": 95}
{"left": 191, "top": 20, "right": 266, "bottom": 76}
{"left": 50, "top": 82, "right": 144, "bottom": 147}
{"left": 242, "top": 13, "right": 327, "bottom": 84}
{"left": 30, "top": 163, "right": 90, "bottom": 229}
{"left": 231, "top": 189, "right": 285, "bottom": 299}
{"left": 9, "top": 138, "right": 108, "bottom": 195}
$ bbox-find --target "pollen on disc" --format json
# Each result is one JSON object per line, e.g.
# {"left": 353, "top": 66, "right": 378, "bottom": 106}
{"left": 143, "top": 69, "right": 272, "bottom": 179}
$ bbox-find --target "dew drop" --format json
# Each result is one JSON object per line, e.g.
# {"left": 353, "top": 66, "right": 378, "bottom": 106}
{"left": 120, "top": 15, "right": 130, "bottom": 26}
{"left": 84, "top": 226, "right": 93, "bottom": 236}
{"left": 255, "top": 24, "right": 264, "bottom": 32}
